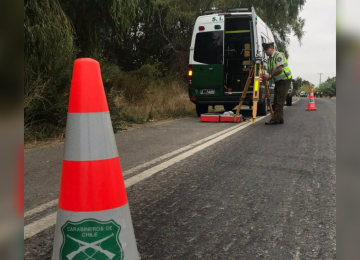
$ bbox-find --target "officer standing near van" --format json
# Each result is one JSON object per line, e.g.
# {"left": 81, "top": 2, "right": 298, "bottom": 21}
{"left": 262, "top": 42, "right": 292, "bottom": 125}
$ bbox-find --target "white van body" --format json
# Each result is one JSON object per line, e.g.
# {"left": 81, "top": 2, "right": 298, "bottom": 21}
{"left": 188, "top": 7, "right": 277, "bottom": 116}
{"left": 300, "top": 91, "right": 307, "bottom": 97}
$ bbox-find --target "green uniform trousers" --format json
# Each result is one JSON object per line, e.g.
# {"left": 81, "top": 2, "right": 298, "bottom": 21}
{"left": 272, "top": 79, "right": 291, "bottom": 122}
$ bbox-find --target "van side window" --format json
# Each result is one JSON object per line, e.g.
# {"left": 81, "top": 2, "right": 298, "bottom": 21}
{"left": 194, "top": 31, "right": 223, "bottom": 64}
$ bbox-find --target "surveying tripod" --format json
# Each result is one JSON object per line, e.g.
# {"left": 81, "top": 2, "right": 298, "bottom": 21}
{"left": 234, "top": 56, "right": 274, "bottom": 124}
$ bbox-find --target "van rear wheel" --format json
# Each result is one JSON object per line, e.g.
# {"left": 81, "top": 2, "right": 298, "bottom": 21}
{"left": 196, "top": 104, "right": 208, "bottom": 116}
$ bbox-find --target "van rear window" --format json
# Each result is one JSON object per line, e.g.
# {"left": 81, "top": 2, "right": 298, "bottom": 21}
{"left": 194, "top": 31, "right": 223, "bottom": 64}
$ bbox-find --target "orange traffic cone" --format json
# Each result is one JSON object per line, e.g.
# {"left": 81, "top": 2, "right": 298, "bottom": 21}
{"left": 306, "top": 89, "right": 317, "bottom": 111}
{"left": 52, "top": 58, "right": 140, "bottom": 260}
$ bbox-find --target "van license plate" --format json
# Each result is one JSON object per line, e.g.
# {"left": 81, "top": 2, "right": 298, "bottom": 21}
{"left": 200, "top": 89, "right": 215, "bottom": 94}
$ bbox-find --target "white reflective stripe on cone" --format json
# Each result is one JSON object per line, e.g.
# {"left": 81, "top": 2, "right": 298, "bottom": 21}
{"left": 52, "top": 204, "right": 140, "bottom": 260}
{"left": 64, "top": 112, "right": 119, "bottom": 161}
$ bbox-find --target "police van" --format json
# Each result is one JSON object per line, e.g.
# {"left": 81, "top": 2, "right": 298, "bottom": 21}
{"left": 188, "top": 7, "right": 276, "bottom": 116}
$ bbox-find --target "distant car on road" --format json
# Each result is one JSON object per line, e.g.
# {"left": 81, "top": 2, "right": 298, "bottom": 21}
{"left": 300, "top": 91, "right": 307, "bottom": 97}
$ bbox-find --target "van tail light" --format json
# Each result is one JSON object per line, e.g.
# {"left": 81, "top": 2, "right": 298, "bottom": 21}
{"left": 188, "top": 66, "right": 193, "bottom": 87}
{"left": 199, "top": 26, "right": 205, "bottom": 31}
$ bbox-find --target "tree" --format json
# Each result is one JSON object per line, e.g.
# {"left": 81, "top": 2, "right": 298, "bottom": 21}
{"left": 293, "top": 77, "right": 302, "bottom": 91}
{"left": 24, "top": 0, "right": 140, "bottom": 136}
{"left": 59, "top": 0, "right": 139, "bottom": 57}
{"left": 296, "top": 83, "right": 312, "bottom": 96}
{"left": 293, "top": 76, "right": 314, "bottom": 91}
{"left": 317, "top": 77, "right": 336, "bottom": 97}
{"left": 24, "top": 0, "right": 75, "bottom": 126}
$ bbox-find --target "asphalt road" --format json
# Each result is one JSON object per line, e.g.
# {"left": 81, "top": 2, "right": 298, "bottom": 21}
{"left": 24, "top": 97, "right": 336, "bottom": 259}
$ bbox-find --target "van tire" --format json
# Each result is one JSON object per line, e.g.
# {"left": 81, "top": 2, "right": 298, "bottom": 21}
{"left": 223, "top": 105, "right": 234, "bottom": 112}
{"left": 196, "top": 104, "right": 208, "bottom": 116}
{"left": 286, "top": 95, "right": 292, "bottom": 106}
{"left": 257, "top": 99, "right": 268, "bottom": 116}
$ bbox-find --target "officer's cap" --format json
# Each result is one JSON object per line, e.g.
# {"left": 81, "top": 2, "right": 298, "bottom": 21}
{"left": 262, "top": 42, "right": 274, "bottom": 49}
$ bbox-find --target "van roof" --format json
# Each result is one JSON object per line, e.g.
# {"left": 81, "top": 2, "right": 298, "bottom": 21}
{"left": 201, "top": 7, "right": 254, "bottom": 16}
{"left": 200, "top": 12, "right": 252, "bottom": 17}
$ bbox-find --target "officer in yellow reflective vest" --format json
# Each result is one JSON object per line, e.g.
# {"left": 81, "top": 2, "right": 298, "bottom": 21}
{"left": 262, "top": 42, "right": 292, "bottom": 125}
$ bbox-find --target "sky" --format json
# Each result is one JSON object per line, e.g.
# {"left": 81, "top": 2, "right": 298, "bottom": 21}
{"left": 287, "top": 0, "right": 336, "bottom": 86}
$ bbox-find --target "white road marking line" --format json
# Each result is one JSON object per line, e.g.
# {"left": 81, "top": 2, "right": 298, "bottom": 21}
{"left": 24, "top": 123, "right": 243, "bottom": 219}
{"left": 122, "top": 123, "right": 244, "bottom": 177}
{"left": 24, "top": 116, "right": 268, "bottom": 240}
{"left": 24, "top": 199, "right": 58, "bottom": 218}
{"left": 24, "top": 212, "right": 57, "bottom": 240}
{"left": 124, "top": 118, "right": 263, "bottom": 187}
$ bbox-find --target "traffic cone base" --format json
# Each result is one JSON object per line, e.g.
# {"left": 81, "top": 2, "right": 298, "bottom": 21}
{"left": 52, "top": 58, "right": 140, "bottom": 260}
{"left": 53, "top": 204, "right": 139, "bottom": 260}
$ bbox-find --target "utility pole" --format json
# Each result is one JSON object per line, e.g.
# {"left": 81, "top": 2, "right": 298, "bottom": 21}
{"left": 318, "top": 73, "right": 323, "bottom": 87}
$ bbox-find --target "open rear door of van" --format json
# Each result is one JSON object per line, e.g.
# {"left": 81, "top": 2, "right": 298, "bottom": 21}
{"left": 223, "top": 13, "right": 253, "bottom": 93}
{"left": 251, "top": 6, "right": 259, "bottom": 57}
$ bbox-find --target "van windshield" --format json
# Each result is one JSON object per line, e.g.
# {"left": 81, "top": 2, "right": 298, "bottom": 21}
{"left": 194, "top": 31, "right": 223, "bottom": 64}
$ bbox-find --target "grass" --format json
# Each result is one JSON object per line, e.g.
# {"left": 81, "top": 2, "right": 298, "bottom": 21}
{"left": 112, "top": 80, "right": 195, "bottom": 130}
{"left": 25, "top": 80, "right": 196, "bottom": 149}
{"left": 125, "top": 83, "right": 192, "bottom": 114}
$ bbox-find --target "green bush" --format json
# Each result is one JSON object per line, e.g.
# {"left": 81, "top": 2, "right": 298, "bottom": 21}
{"left": 117, "top": 63, "right": 163, "bottom": 104}
{"left": 317, "top": 77, "right": 336, "bottom": 97}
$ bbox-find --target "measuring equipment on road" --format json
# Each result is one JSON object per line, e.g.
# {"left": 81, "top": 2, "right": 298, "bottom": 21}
{"left": 234, "top": 55, "right": 274, "bottom": 124}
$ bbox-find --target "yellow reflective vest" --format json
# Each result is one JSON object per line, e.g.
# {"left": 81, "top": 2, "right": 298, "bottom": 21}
{"left": 268, "top": 51, "right": 292, "bottom": 82}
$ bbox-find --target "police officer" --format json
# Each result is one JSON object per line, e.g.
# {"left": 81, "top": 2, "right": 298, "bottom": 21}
{"left": 262, "top": 42, "right": 292, "bottom": 125}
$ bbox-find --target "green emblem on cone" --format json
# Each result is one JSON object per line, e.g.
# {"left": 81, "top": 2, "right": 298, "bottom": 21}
{"left": 60, "top": 219, "right": 123, "bottom": 260}
{"left": 310, "top": 99, "right": 314, "bottom": 102}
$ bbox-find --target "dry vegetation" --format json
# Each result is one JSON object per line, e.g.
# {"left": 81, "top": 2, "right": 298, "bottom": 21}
{"left": 25, "top": 63, "right": 195, "bottom": 147}
{"left": 115, "top": 82, "right": 194, "bottom": 126}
